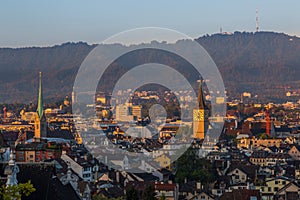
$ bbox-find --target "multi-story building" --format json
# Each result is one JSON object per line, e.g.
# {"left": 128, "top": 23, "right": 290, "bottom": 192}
{"left": 15, "top": 140, "right": 62, "bottom": 162}
{"left": 250, "top": 151, "right": 290, "bottom": 167}
{"left": 256, "top": 176, "right": 293, "bottom": 198}
{"left": 115, "top": 103, "right": 142, "bottom": 121}
{"left": 237, "top": 138, "right": 282, "bottom": 149}
{"left": 131, "top": 105, "right": 142, "bottom": 119}
{"left": 115, "top": 104, "right": 132, "bottom": 121}
{"left": 61, "top": 152, "right": 99, "bottom": 182}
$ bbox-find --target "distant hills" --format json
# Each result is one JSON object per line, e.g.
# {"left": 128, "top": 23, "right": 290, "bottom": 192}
{"left": 0, "top": 31, "right": 300, "bottom": 103}
{"left": 197, "top": 32, "right": 300, "bottom": 102}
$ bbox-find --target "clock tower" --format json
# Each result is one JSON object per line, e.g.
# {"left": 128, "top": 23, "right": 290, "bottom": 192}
{"left": 193, "top": 80, "right": 205, "bottom": 139}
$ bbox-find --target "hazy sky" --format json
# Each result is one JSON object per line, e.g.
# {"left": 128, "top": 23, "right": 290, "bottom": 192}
{"left": 1, "top": 0, "right": 299, "bottom": 47}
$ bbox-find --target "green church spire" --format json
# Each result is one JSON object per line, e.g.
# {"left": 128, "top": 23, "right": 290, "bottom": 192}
{"left": 37, "top": 72, "right": 44, "bottom": 119}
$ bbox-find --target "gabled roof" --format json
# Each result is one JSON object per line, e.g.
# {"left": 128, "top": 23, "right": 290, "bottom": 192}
{"left": 155, "top": 182, "right": 177, "bottom": 191}
{"left": 45, "top": 177, "right": 81, "bottom": 200}
{"left": 266, "top": 145, "right": 279, "bottom": 153}
{"left": 289, "top": 145, "right": 300, "bottom": 152}
{"left": 275, "top": 181, "right": 300, "bottom": 196}
{"left": 97, "top": 184, "right": 124, "bottom": 198}
{"left": 179, "top": 181, "right": 196, "bottom": 193}
{"left": 264, "top": 176, "right": 293, "bottom": 184}
{"left": 227, "top": 162, "right": 258, "bottom": 180}
{"left": 190, "top": 191, "right": 214, "bottom": 200}
{"left": 219, "top": 189, "right": 260, "bottom": 200}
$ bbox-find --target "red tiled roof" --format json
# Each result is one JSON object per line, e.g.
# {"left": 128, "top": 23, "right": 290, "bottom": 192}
{"left": 155, "top": 183, "right": 176, "bottom": 191}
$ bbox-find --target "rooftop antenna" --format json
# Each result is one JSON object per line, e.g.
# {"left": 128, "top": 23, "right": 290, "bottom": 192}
{"left": 256, "top": 7, "right": 259, "bottom": 32}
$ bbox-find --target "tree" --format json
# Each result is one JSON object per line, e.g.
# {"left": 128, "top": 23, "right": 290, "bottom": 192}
{"left": 142, "top": 185, "right": 156, "bottom": 200}
{"left": 93, "top": 195, "right": 124, "bottom": 200}
{"left": 175, "top": 147, "right": 215, "bottom": 184}
{"left": 0, "top": 180, "right": 36, "bottom": 200}
{"left": 160, "top": 193, "right": 166, "bottom": 200}
{"left": 126, "top": 186, "right": 139, "bottom": 200}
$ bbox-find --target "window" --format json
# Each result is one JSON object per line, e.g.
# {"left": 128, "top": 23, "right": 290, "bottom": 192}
{"left": 200, "top": 195, "right": 205, "bottom": 200}
{"left": 275, "top": 181, "right": 279, "bottom": 184}
{"left": 282, "top": 181, "right": 286, "bottom": 185}
{"left": 84, "top": 167, "right": 91, "bottom": 172}
{"left": 268, "top": 187, "right": 271, "bottom": 192}
{"left": 83, "top": 173, "right": 91, "bottom": 178}
{"left": 274, "top": 187, "right": 278, "bottom": 192}
{"left": 235, "top": 175, "right": 239, "bottom": 179}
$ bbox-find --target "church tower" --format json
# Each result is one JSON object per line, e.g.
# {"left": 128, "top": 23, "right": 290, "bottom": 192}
{"left": 193, "top": 80, "right": 205, "bottom": 139}
{"left": 34, "top": 72, "right": 47, "bottom": 138}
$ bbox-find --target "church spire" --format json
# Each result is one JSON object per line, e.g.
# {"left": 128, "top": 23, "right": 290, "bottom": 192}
{"left": 198, "top": 79, "right": 205, "bottom": 109}
{"left": 37, "top": 72, "right": 44, "bottom": 119}
{"left": 5, "top": 150, "right": 19, "bottom": 186}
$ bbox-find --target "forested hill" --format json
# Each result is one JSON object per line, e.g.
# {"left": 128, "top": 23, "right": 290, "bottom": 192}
{"left": 0, "top": 31, "right": 299, "bottom": 103}
{"left": 196, "top": 32, "right": 300, "bottom": 101}
{"left": 0, "top": 42, "right": 95, "bottom": 103}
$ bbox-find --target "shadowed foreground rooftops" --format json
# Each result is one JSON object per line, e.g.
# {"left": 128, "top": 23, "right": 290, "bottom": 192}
{"left": 0, "top": 162, "right": 80, "bottom": 200}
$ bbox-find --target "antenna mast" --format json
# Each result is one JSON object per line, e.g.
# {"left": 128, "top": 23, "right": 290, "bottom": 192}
{"left": 256, "top": 7, "right": 259, "bottom": 32}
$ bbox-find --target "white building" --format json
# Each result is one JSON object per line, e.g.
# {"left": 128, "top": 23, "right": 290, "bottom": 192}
{"left": 61, "top": 153, "right": 98, "bottom": 182}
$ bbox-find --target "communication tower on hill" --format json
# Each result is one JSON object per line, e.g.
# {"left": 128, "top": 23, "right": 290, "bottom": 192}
{"left": 256, "top": 7, "right": 259, "bottom": 32}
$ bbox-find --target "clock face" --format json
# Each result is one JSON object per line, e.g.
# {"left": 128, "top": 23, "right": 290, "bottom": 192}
{"left": 199, "top": 110, "right": 204, "bottom": 120}
{"left": 193, "top": 110, "right": 204, "bottom": 121}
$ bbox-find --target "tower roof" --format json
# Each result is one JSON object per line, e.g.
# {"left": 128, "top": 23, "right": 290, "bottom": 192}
{"left": 198, "top": 79, "right": 205, "bottom": 109}
{"left": 37, "top": 72, "right": 44, "bottom": 119}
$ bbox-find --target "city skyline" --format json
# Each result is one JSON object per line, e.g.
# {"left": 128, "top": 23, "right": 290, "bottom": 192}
{"left": 1, "top": 1, "right": 300, "bottom": 200}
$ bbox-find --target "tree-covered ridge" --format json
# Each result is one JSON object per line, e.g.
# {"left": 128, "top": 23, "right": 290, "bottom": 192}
{"left": 0, "top": 32, "right": 299, "bottom": 103}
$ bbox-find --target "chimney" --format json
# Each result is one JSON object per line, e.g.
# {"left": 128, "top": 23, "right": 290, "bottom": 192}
{"left": 196, "top": 182, "right": 201, "bottom": 190}
{"left": 141, "top": 160, "right": 145, "bottom": 169}
{"left": 116, "top": 171, "right": 120, "bottom": 183}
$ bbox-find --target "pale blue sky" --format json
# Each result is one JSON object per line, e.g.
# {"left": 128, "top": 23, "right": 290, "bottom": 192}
{"left": 1, "top": 0, "right": 299, "bottom": 47}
